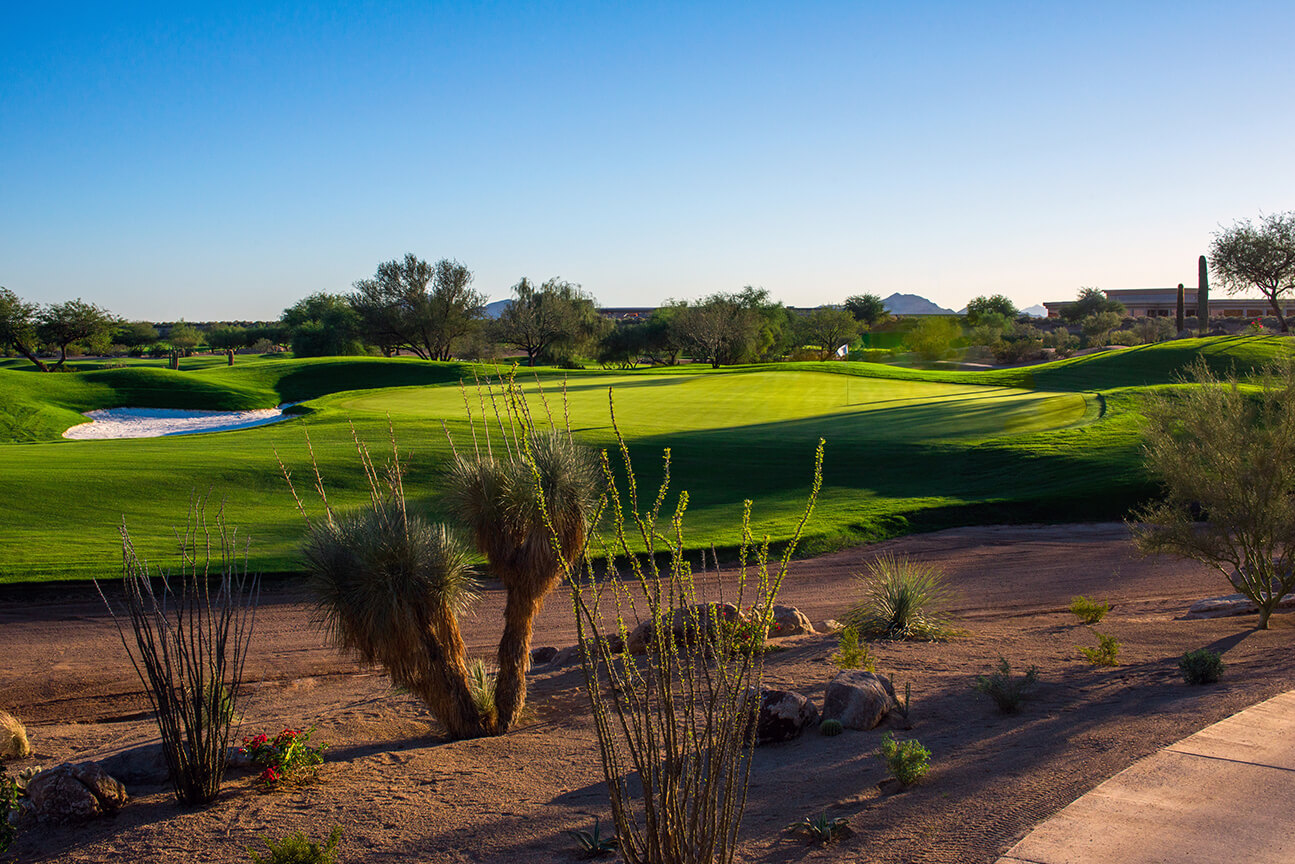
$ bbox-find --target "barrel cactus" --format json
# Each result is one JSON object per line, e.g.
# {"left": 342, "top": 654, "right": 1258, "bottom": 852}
{"left": 819, "top": 718, "right": 844, "bottom": 737}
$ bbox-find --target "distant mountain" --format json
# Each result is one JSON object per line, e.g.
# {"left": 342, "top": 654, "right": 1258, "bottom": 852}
{"left": 1020, "top": 304, "right": 1048, "bottom": 318}
{"left": 483, "top": 299, "right": 512, "bottom": 319}
{"left": 882, "top": 293, "right": 955, "bottom": 315}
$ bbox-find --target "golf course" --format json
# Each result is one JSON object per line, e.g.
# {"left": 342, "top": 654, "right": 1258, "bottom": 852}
{"left": 0, "top": 335, "right": 1288, "bottom": 582}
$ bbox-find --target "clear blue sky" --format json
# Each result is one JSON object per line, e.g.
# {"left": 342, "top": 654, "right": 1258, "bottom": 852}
{"left": 3, "top": 1, "right": 1292, "bottom": 320}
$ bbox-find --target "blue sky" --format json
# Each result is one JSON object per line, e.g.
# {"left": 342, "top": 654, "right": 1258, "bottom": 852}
{"left": 3, "top": 1, "right": 1292, "bottom": 320}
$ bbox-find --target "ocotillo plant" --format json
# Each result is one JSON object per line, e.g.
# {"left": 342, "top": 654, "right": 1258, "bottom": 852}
{"left": 1176, "top": 284, "right": 1185, "bottom": 332}
{"left": 1199, "top": 255, "right": 1209, "bottom": 333}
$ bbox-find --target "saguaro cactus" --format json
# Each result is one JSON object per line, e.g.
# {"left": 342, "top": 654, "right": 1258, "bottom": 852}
{"left": 1176, "top": 284, "right": 1185, "bottom": 333}
{"left": 1198, "top": 256, "right": 1209, "bottom": 333}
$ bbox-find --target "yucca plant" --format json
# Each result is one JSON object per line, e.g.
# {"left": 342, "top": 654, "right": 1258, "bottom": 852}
{"left": 844, "top": 553, "right": 956, "bottom": 641}
{"left": 444, "top": 373, "right": 603, "bottom": 732}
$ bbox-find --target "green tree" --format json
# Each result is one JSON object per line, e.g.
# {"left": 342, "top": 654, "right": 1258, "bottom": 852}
{"left": 350, "top": 254, "right": 486, "bottom": 359}
{"left": 672, "top": 291, "right": 763, "bottom": 368}
{"left": 114, "top": 321, "right": 160, "bottom": 348}
{"left": 0, "top": 288, "right": 49, "bottom": 370}
{"left": 492, "top": 277, "right": 605, "bottom": 366}
{"left": 282, "top": 293, "right": 366, "bottom": 357}
{"left": 206, "top": 326, "right": 247, "bottom": 351}
{"left": 165, "top": 321, "right": 202, "bottom": 353}
{"left": 1060, "top": 287, "right": 1125, "bottom": 323}
{"left": 1081, "top": 310, "right": 1123, "bottom": 347}
{"left": 38, "top": 299, "right": 117, "bottom": 367}
{"left": 1131, "top": 361, "right": 1295, "bottom": 628}
{"left": 1210, "top": 212, "right": 1295, "bottom": 332}
{"left": 844, "top": 293, "right": 888, "bottom": 327}
{"left": 795, "top": 307, "right": 859, "bottom": 360}
{"left": 965, "top": 294, "right": 1018, "bottom": 325}
{"left": 905, "top": 317, "right": 960, "bottom": 362}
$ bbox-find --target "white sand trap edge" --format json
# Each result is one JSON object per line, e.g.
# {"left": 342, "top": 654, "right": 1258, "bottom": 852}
{"left": 62, "top": 404, "right": 299, "bottom": 440}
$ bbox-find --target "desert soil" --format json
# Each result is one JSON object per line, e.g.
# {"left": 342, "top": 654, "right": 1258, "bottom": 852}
{"left": 3, "top": 522, "right": 1294, "bottom": 863}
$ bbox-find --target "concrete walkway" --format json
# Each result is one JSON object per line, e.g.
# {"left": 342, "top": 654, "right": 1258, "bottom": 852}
{"left": 997, "top": 690, "right": 1295, "bottom": 864}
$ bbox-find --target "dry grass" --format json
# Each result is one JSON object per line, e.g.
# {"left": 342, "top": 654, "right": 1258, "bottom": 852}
{"left": 0, "top": 711, "right": 29, "bottom": 760}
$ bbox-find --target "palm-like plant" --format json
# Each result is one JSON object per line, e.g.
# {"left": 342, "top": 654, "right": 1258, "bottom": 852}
{"left": 446, "top": 428, "right": 602, "bottom": 731}
{"left": 844, "top": 552, "right": 957, "bottom": 641}
{"left": 299, "top": 489, "right": 491, "bottom": 738}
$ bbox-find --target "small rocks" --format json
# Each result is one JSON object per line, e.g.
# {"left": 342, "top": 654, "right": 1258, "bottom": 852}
{"left": 769, "top": 605, "right": 815, "bottom": 637}
{"left": 754, "top": 688, "right": 819, "bottom": 745}
{"left": 822, "top": 671, "right": 900, "bottom": 731}
{"left": 20, "top": 762, "right": 127, "bottom": 825}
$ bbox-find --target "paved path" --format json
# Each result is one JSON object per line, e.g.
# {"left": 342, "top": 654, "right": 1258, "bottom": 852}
{"left": 997, "top": 690, "right": 1295, "bottom": 864}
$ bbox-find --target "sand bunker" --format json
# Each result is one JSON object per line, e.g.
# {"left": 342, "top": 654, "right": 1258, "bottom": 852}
{"left": 62, "top": 404, "right": 297, "bottom": 440}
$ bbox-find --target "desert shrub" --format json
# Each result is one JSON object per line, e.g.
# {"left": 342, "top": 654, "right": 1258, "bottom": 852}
{"left": 1069, "top": 595, "right": 1110, "bottom": 625}
{"left": 844, "top": 553, "right": 957, "bottom": 641}
{"left": 242, "top": 727, "right": 326, "bottom": 790}
{"left": 0, "top": 711, "right": 29, "bottom": 761}
{"left": 567, "top": 819, "right": 618, "bottom": 856}
{"left": 831, "top": 625, "right": 874, "bottom": 670}
{"left": 0, "top": 766, "right": 16, "bottom": 854}
{"left": 562, "top": 390, "right": 824, "bottom": 864}
{"left": 466, "top": 659, "right": 498, "bottom": 725}
{"left": 819, "top": 719, "right": 844, "bottom": 737}
{"left": 1179, "top": 649, "right": 1225, "bottom": 685}
{"left": 247, "top": 826, "right": 342, "bottom": 864}
{"left": 878, "top": 732, "right": 931, "bottom": 786}
{"left": 1079, "top": 630, "right": 1120, "bottom": 666}
{"left": 846, "top": 347, "right": 892, "bottom": 363}
{"left": 893, "top": 679, "right": 912, "bottom": 720}
{"left": 1043, "top": 327, "right": 1079, "bottom": 357}
{"left": 974, "top": 657, "right": 1039, "bottom": 713}
{"left": 97, "top": 503, "right": 259, "bottom": 805}
{"left": 786, "top": 813, "right": 849, "bottom": 845}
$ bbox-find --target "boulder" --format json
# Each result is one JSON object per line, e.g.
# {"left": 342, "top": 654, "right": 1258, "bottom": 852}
{"left": 626, "top": 603, "right": 744, "bottom": 655}
{"left": 822, "top": 671, "right": 899, "bottom": 731}
{"left": 754, "top": 688, "right": 818, "bottom": 745}
{"left": 530, "top": 646, "right": 559, "bottom": 666}
{"left": 1185, "top": 592, "right": 1295, "bottom": 620}
{"left": 22, "top": 762, "right": 127, "bottom": 824}
{"left": 95, "top": 742, "right": 169, "bottom": 786}
{"left": 768, "top": 605, "right": 815, "bottom": 637}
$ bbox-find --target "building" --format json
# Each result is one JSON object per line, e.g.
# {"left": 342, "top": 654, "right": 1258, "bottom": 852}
{"left": 1043, "top": 288, "right": 1285, "bottom": 320}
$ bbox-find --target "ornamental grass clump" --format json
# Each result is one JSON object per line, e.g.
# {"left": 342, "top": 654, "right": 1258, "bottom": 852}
{"left": 0, "top": 711, "right": 29, "bottom": 761}
{"left": 844, "top": 553, "right": 957, "bottom": 641}
{"left": 555, "top": 390, "right": 823, "bottom": 864}
{"left": 97, "top": 502, "right": 259, "bottom": 805}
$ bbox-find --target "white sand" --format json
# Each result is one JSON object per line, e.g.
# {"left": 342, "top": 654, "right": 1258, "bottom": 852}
{"left": 62, "top": 404, "right": 298, "bottom": 440}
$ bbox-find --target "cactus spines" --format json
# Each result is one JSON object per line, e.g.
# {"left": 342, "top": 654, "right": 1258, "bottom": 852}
{"left": 1199, "top": 255, "right": 1209, "bottom": 333}
{"left": 1176, "top": 284, "right": 1185, "bottom": 333}
{"left": 819, "top": 718, "right": 844, "bottom": 737}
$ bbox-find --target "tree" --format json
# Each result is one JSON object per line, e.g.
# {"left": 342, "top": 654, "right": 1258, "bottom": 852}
{"left": 844, "top": 293, "right": 888, "bottom": 327}
{"left": 206, "top": 326, "right": 247, "bottom": 351}
{"left": 114, "top": 321, "right": 160, "bottom": 348}
{"left": 1131, "top": 361, "right": 1295, "bottom": 629}
{"left": 1210, "top": 212, "right": 1295, "bottom": 333}
{"left": 350, "top": 254, "right": 486, "bottom": 359}
{"left": 641, "top": 303, "right": 687, "bottom": 366}
{"left": 38, "top": 299, "right": 117, "bottom": 367}
{"left": 795, "top": 308, "right": 859, "bottom": 360}
{"left": 737, "top": 286, "right": 793, "bottom": 361}
{"left": 671, "top": 292, "right": 763, "bottom": 368}
{"left": 905, "top": 317, "right": 960, "bottom": 362}
{"left": 0, "top": 288, "right": 48, "bottom": 370}
{"left": 281, "top": 293, "right": 366, "bottom": 357}
{"left": 1081, "top": 311, "right": 1124, "bottom": 347}
{"left": 597, "top": 319, "right": 650, "bottom": 369}
{"left": 965, "top": 294, "right": 1018, "bottom": 325}
{"left": 492, "top": 277, "right": 604, "bottom": 366}
{"left": 1060, "top": 287, "right": 1125, "bottom": 323}
{"left": 166, "top": 321, "right": 201, "bottom": 353}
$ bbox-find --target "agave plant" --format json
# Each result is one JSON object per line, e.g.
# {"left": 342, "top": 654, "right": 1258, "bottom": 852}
{"left": 446, "top": 428, "right": 602, "bottom": 731}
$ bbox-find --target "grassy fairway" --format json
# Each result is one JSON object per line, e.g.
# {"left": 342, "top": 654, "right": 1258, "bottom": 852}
{"left": 0, "top": 337, "right": 1288, "bottom": 582}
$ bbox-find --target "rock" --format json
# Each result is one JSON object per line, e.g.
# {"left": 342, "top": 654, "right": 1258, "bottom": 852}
{"left": 820, "top": 619, "right": 844, "bottom": 633}
{"left": 95, "top": 742, "right": 169, "bottom": 786}
{"left": 822, "top": 671, "right": 899, "bottom": 731}
{"left": 530, "top": 646, "right": 559, "bottom": 666}
{"left": 769, "top": 605, "right": 815, "bottom": 637}
{"left": 22, "top": 762, "right": 127, "bottom": 824}
{"left": 550, "top": 634, "right": 623, "bottom": 667}
{"left": 1185, "top": 592, "right": 1295, "bottom": 620}
{"left": 626, "top": 603, "right": 744, "bottom": 655}
{"left": 755, "top": 688, "right": 818, "bottom": 744}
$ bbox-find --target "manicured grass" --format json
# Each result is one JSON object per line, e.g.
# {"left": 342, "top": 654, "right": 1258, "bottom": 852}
{"left": 0, "top": 337, "right": 1288, "bottom": 582}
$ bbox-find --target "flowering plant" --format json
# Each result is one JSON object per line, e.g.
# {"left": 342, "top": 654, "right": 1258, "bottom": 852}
{"left": 241, "top": 726, "right": 326, "bottom": 790}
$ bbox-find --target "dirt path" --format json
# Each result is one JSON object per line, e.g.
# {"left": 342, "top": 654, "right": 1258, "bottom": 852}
{"left": 4, "top": 523, "right": 1292, "bottom": 863}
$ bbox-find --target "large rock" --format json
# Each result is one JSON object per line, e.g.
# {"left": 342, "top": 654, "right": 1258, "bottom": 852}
{"left": 530, "top": 646, "right": 559, "bottom": 666}
{"left": 626, "top": 603, "right": 744, "bottom": 655}
{"left": 822, "top": 671, "right": 899, "bottom": 731}
{"left": 768, "top": 605, "right": 815, "bottom": 637}
{"left": 1185, "top": 592, "right": 1295, "bottom": 620}
{"left": 21, "top": 762, "right": 128, "bottom": 824}
{"left": 96, "top": 742, "right": 169, "bottom": 786}
{"left": 754, "top": 688, "right": 818, "bottom": 745}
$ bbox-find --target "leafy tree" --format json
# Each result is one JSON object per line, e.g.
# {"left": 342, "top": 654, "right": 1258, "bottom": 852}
{"left": 165, "top": 321, "right": 202, "bottom": 353}
{"left": 1081, "top": 310, "right": 1124, "bottom": 347}
{"left": 1210, "top": 212, "right": 1295, "bottom": 332}
{"left": 493, "top": 277, "right": 604, "bottom": 366}
{"left": 641, "top": 303, "right": 687, "bottom": 366}
{"left": 350, "top": 254, "right": 486, "bottom": 359}
{"left": 597, "top": 319, "right": 650, "bottom": 369}
{"left": 282, "top": 293, "right": 366, "bottom": 357}
{"left": 1131, "top": 361, "right": 1295, "bottom": 629}
{"left": 206, "top": 326, "right": 248, "bottom": 351}
{"left": 737, "top": 287, "right": 793, "bottom": 361}
{"left": 965, "top": 294, "right": 1018, "bottom": 325}
{"left": 38, "top": 299, "right": 117, "bottom": 367}
{"left": 795, "top": 308, "right": 859, "bottom": 360}
{"left": 114, "top": 321, "right": 160, "bottom": 348}
{"left": 905, "top": 317, "right": 960, "bottom": 362}
{"left": 844, "top": 293, "right": 888, "bottom": 327}
{"left": 1060, "top": 287, "right": 1125, "bottom": 323}
{"left": 671, "top": 291, "right": 764, "bottom": 368}
{"left": 0, "top": 287, "right": 48, "bottom": 370}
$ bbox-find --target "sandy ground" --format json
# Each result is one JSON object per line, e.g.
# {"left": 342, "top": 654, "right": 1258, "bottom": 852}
{"left": 3, "top": 522, "right": 1294, "bottom": 863}
{"left": 61, "top": 405, "right": 296, "bottom": 440}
